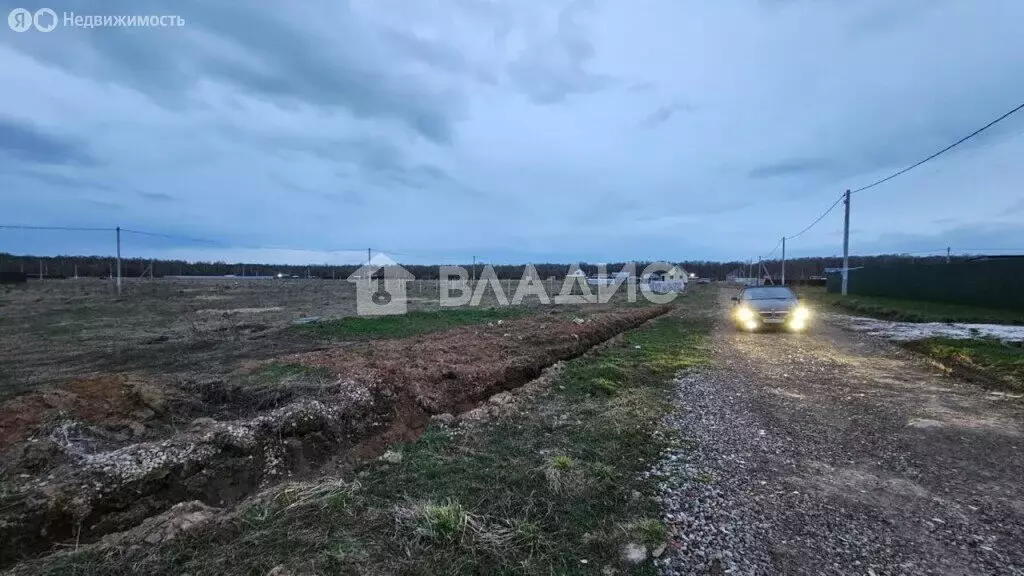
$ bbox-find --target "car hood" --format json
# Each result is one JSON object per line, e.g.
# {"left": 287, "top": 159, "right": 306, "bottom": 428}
{"left": 745, "top": 299, "right": 797, "bottom": 312}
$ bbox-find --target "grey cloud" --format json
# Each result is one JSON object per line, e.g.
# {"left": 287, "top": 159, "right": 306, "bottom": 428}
{"left": 260, "top": 132, "right": 479, "bottom": 198}
{"left": 383, "top": 163, "right": 483, "bottom": 198}
{"left": 81, "top": 198, "right": 123, "bottom": 211}
{"left": 843, "top": 223, "right": 1024, "bottom": 256}
{"left": 0, "top": 117, "right": 95, "bottom": 166}
{"left": 266, "top": 135, "right": 402, "bottom": 168}
{"left": 507, "top": 0, "right": 614, "bottom": 104}
{"left": 270, "top": 174, "right": 364, "bottom": 206}
{"left": 139, "top": 191, "right": 174, "bottom": 202}
{"left": 11, "top": 0, "right": 462, "bottom": 143}
{"left": 747, "top": 158, "right": 836, "bottom": 179}
{"left": 3, "top": 0, "right": 1022, "bottom": 263}
{"left": 380, "top": 29, "right": 497, "bottom": 85}
{"left": 638, "top": 101, "right": 693, "bottom": 129}
{"left": 1002, "top": 199, "right": 1024, "bottom": 215}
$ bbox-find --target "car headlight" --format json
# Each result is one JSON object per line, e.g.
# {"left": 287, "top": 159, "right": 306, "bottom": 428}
{"left": 735, "top": 306, "right": 755, "bottom": 321}
{"left": 792, "top": 305, "right": 810, "bottom": 321}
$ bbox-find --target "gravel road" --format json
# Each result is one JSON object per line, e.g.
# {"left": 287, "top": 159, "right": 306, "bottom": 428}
{"left": 654, "top": 290, "right": 1024, "bottom": 575}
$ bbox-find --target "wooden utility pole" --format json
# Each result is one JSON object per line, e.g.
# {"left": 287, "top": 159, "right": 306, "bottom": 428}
{"left": 781, "top": 237, "right": 786, "bottom": 285}
{"left": 116, "top": 226, "right": 122, "bottom": 297}
{"left": 841, "top": 190, "right": 850, "bottom": 296}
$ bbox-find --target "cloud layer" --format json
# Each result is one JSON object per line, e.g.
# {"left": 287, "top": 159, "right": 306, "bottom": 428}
{"left": 2, "top": 0, "right": 1024, "bottom": 264}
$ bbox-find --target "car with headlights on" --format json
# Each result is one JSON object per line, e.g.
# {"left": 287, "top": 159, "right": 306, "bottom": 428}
{"left": 730, "top": 286, "right": 811, "bottom": 332}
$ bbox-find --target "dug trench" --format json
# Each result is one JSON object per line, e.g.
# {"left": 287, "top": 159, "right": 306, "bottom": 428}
{"left": 0, "top": 304, "right": 672, "bottom": 567}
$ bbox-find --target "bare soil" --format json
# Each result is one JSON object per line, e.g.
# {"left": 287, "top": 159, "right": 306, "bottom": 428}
{"left": 0, "top": 302, "right": 671, "bottom": 567}
{"left": 0, "top": 278, "right": 524, "bottom": 400}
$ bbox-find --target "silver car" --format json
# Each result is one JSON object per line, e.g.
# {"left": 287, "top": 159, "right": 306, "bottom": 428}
{"left": 730, "top": 286, "right": 812, "bottom": 331}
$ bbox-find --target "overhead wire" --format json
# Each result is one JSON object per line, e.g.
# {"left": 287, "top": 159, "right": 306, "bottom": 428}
{"left": 0, "top": 224, "right": 114, "bottom": 232}
{"left": 851, "top": 100, "right": 1024, "bottom": 195}
{"left": 759, "top": 99, "right": 1024, "bottom": 261}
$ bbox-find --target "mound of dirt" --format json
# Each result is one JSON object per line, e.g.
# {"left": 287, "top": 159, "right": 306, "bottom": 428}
{"left": 0, "top": 375, "right": 174, "bottom": 452}
{"left": 285, "top": 305, "right": 671, "bottom": 415}
{"left": 0, "top": 305, "right": 670, "bottom": 566}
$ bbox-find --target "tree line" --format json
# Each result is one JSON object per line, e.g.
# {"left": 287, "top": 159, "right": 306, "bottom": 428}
{"left": 0, "top": 252, "right": 960, "bottom": 281}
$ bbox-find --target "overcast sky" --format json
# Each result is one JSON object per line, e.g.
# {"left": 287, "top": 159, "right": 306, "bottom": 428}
{"left": 2, "top": 0, "right": 1023, "bottom": 265}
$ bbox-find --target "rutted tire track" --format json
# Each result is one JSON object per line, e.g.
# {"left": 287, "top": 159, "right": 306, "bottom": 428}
{"left": 654, "top": 291, "right": 1024, "bottom": 575}
{"left": 0, "top": 304, "right": 671, "bottom": 567}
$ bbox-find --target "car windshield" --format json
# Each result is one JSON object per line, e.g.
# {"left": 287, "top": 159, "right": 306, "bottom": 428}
{"left": 744, "top": 287, "right": 796, "bottom": 300}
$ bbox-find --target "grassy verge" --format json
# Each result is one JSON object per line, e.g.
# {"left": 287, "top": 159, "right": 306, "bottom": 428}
{"left": 26, "top": 290, "right": 714, "bottom": 575}
{"left": 798, "top": 286, "right": 1024, "bottom": 325}
{"left": 902, "top": 338, "right": 1024, "bottom": 391}
{"left": 297, "top": 308, "right": 530, "bottom": 340}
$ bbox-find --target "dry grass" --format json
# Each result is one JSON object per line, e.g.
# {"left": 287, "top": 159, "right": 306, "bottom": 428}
{"left": 14, "top": 286, "right": 715, "bottom": 575}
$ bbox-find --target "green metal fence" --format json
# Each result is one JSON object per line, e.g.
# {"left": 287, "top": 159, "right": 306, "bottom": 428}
{"left": 826, "top": 257, "right": 1024, "bottom": 311}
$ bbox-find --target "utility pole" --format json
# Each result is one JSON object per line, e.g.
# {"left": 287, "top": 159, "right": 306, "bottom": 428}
{"left": 38, "top": 259, "right": 43, "bottom": 280}
{"left": 757, "top": 256, "right": 762, "bottom": 286}
{"left": 781, "top": 236, "right": 786, "bottom": 285}
{"left": 367, "top": 248, "right": 372, "bottom": 287}
{"left": 841, "top": 190, "right": 850, "bottom": 296}
{"left": 116, "top": 226, "right": 122, "bottom": 297}
{"left": 946, "top": 246, "right": 951, "bottom": 264}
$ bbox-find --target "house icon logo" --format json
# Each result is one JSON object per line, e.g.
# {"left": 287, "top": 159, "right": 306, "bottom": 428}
{"left": 347, "top": 254, "right": 414, "bottom": 316}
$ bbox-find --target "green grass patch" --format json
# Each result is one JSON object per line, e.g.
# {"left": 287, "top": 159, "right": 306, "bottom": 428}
{"left": 902, "top": 337, "right": 1024, "bottom": 391}
{"left": 297, "top": 308, "right": 529, "bottom": 340}
{"left": 22, "top": 289, "right": 716, "bottom": 576}
{"left": 798, "top": 286, "right": 1024, "bottom": 325}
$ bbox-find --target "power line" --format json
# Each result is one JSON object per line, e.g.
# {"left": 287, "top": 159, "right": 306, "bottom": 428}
{"left": 0, "top": 224, "right": 114, "bottom": 232}
{"left": 851, "top": 100, "right": 1024, "bottom": 195}
{"left": 757, "top": 100, "right": 1024, "bottom": 266}
{"left": 120, "top": 228, "right": 220, "bottom": 244}
{"left": 785, "top": 193, "right": 845, "bottom": 240}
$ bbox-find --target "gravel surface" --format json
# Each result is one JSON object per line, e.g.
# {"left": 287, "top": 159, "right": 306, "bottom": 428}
{"left": 654, "top": 291, "right": 1024, "bottom": 575}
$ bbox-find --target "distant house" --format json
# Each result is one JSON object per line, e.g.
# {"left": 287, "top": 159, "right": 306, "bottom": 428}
{"left": 566, "top": 268, "right": 587, "bottom": 278}
{"left": 665, "top": 266, "right": 689, "bottom": 281}
{"left": 614, "top": 270, "right": 634, "bottom": 281}
{"left": 642, "top": 266, "right": 688, "bottom": 283}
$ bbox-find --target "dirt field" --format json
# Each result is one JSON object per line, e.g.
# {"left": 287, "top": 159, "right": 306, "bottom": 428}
{"left": 0, "top": 277, "right": 671, "bottom": 568}
{"left": 0, "top": 278, "right": 535, "bottom": 399}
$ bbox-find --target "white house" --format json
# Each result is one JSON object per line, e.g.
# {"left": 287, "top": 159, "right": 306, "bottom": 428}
{"left": 665, "top": 266, "right": 688, "bottom": 281}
